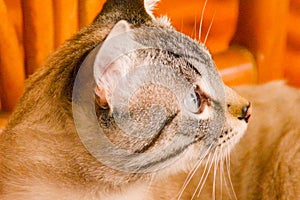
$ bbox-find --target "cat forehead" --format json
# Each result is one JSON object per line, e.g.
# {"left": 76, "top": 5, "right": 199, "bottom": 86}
{"left": 131, "top": 26, "right": 214, "bottom": 74}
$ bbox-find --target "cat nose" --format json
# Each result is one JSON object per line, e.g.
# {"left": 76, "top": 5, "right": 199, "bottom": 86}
{"left": 238, "top": 103, "right": 252, "bottom": 123}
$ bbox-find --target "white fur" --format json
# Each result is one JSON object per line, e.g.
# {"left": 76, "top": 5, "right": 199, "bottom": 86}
{"left": 144, "top": 0, "right": 171, "bottom": 26}
{"left": 156, "top": 15, "right": 172, "bottom": 26}
{"left": 144, "top": 0, "right": 160, "bottom": 18}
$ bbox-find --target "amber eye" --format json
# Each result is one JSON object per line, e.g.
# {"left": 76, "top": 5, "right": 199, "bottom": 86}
{"left": 184, "top": 88, "right": 203, "bottom": 114}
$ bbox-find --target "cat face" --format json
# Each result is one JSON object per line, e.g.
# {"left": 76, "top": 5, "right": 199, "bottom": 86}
{"left": 72, "top": 18, "right": 251, "bottom": 176}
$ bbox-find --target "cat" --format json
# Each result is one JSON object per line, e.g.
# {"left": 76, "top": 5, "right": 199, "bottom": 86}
{"left": 0, "top": 0, "right": 251, "bottom": 199}
{"left": 152, "top": 82, "right": 300, "bottom": 199}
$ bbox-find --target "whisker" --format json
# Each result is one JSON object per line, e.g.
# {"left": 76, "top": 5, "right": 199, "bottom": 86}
{"left": 190, "top": 149, "right": 216, "bottom": 199}
{"left": 194, "top": 14, "right": 197, "bottom": 40}
{"left": 219, "top": 147, "right": 224, "bottom": 200}
{"left": 225, "top": 144, "right": 237, "bottom": 200}
{"left": 180, "top": 17, "right": 184, "bottom": 33}
{"left": 198, "top": 0, "right": 208, "bottom": 42}
{"left": 212, "top": 147, "right": 220, "bottom": 200}
{"left": 222, "top": 149, "right": 233, "bottom": 200}
{"left": 190, "top": 153, "right": 212, "bottom": 200}
{"left": 203, "top": 11, "right": 216, "bottom": 45}
{"left": 177, "top": 158, "right": 202, "bottom": 200}
{"left": 177, "top": 144, "right": 214, "bottom": 200}
{"left": 195, "top": 149, "right": 217, "bottom": 198}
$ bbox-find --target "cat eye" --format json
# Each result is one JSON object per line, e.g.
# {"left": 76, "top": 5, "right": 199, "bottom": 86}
{"left": 184, "top": 86, "right": 206, "bottom": 114}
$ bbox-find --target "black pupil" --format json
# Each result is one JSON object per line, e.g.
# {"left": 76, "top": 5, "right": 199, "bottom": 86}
{"left": 194, "top": 91, "right": 201, "bottom": 109}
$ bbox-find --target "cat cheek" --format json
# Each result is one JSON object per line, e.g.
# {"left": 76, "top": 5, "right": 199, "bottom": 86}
{"left": 95, "top": 86, "right": 109, "bottom": 109}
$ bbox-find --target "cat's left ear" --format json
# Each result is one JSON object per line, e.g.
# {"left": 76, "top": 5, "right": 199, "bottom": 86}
{"left": 93, "top": 20, "right": 137, "bottom": 109}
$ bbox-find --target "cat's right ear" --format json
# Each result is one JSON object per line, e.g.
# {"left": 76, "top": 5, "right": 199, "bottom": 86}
{"left": 92, "top": 20, "right": 137, "bottom": 109}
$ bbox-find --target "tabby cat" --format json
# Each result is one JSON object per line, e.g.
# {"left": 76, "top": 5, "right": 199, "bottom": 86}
{"left": 0, "top": 0, "right": 251, "bottom": 199}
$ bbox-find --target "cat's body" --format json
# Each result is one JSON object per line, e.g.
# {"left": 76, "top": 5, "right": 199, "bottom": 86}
{"left": 232, "top": 82, "right": 300, "bottom": 200}
{"left": 0, "top": 0, "right": 251, "bottom": 199}
{"left": 153, "top": 82, "right": 300, "bottom": 199}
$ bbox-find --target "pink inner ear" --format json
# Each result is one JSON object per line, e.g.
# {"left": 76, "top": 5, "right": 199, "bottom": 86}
{"left": 94, "top": 54, "right": 132, "bottom": 105}
{"left": 95, "top": 86, "right": 108, "bottom": 108}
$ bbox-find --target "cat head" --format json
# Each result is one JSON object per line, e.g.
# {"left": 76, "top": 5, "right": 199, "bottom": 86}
{"left": 72, "top": 0, "right": 251, "bottom": 178}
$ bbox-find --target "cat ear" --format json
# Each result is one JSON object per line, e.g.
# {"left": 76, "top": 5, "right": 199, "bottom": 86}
{"left": 106, "top": 20, "right": 131, "bottom": 40}
{"left": 93, "top": 20, "right": 137, "bottom": 109}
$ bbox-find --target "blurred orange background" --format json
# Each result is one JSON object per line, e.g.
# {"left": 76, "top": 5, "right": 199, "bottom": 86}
{"left": 0, "top": 0, "right": 299, "bottom": 113}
